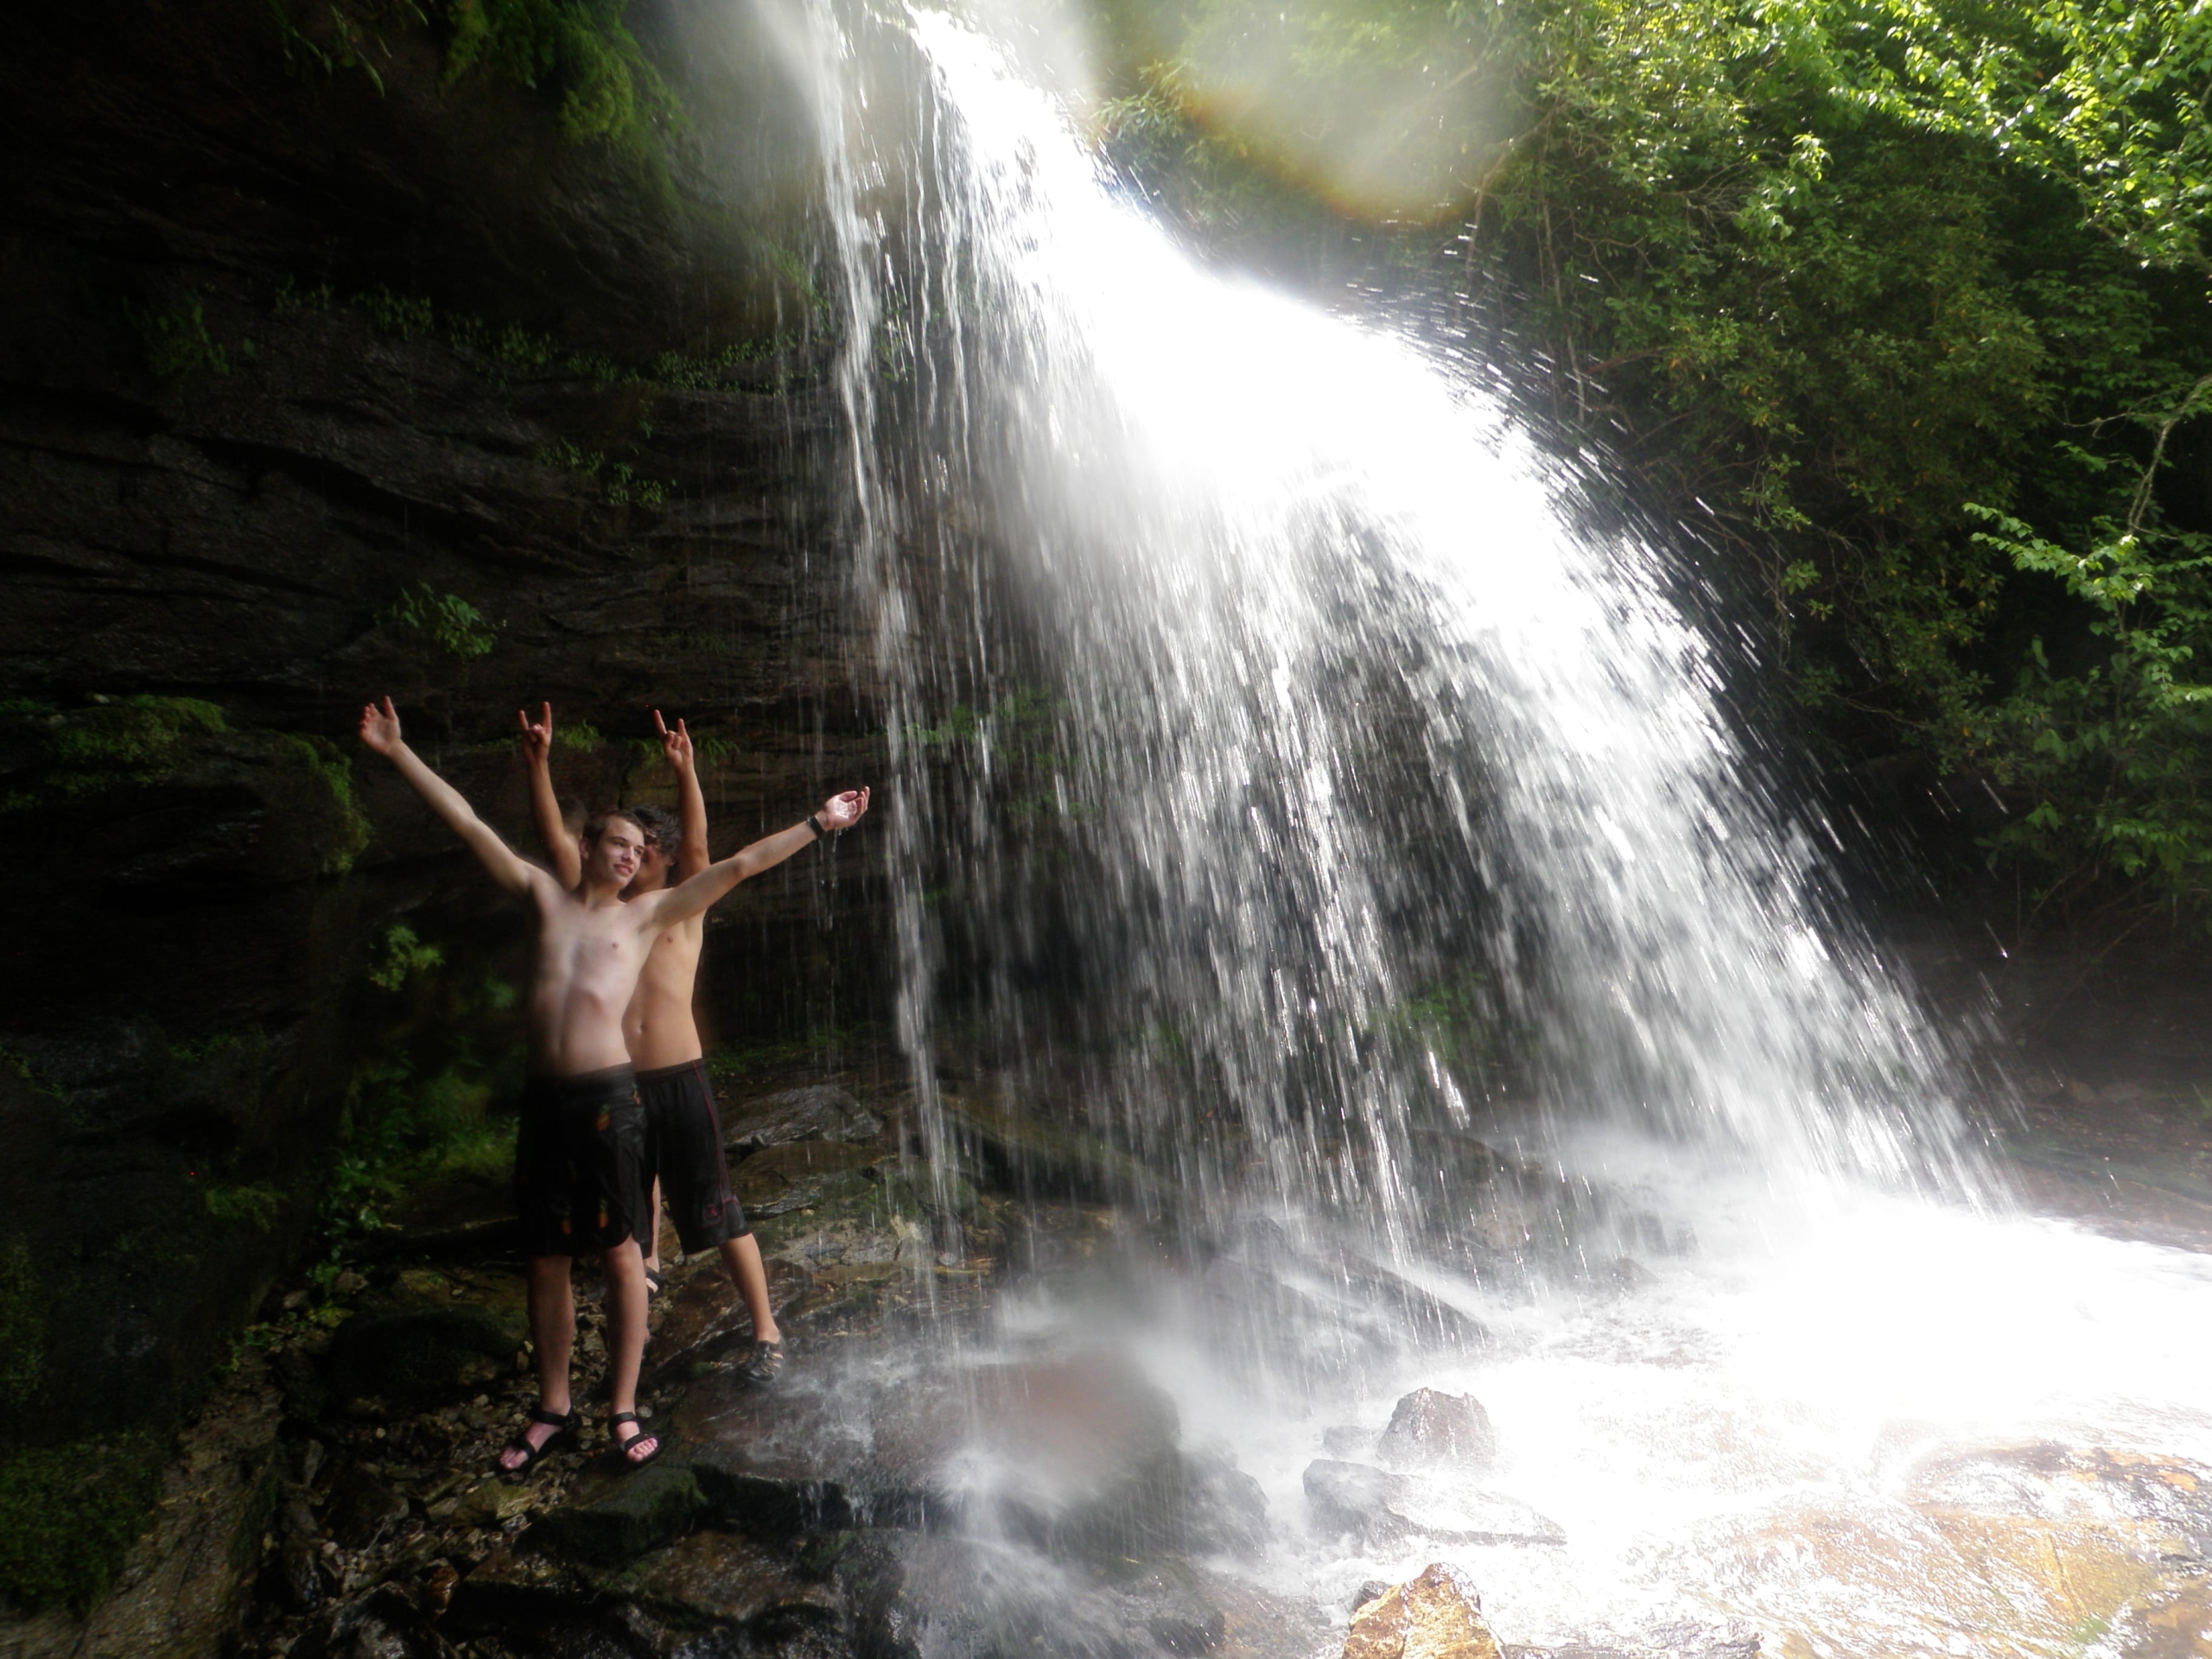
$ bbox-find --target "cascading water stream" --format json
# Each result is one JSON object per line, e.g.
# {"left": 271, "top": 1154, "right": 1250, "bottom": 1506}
{"left": 791, "top": 0, "right": 1975, "bottom": 1243}
{"left": 747, "top": 0, "right": 2212, "bottom": 1651}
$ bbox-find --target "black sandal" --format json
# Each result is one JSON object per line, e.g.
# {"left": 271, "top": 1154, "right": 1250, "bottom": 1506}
{"left": 643, "top": 1266, "right": 664, "bottom": 1299}
{"left": 609, "top": 1411, "right": 663, "bottom": 1471}
{"left": 495, "top": 1405, "right": 577, "bottom": 1476}
{"left": 737, "top": 1338, "right": 785, "bottom": 1386}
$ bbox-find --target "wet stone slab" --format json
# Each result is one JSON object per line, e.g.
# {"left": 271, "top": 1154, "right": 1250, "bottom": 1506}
{"left": 1304, "top": 1459, "right": 1566, "bottom": 1548}
{"left": 725, "top": 1084, "right": 884, "bottom": 1154}
{"left": 734, "top": 1140, "right": 887, "bottom": 1219}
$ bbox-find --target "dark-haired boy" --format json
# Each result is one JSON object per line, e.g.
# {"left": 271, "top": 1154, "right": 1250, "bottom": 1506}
{"left": 359, "top": 697, "right": 868, "bottom": 1473}
{"left": 518, "top": 705, "right": 786, "bottom": 1382}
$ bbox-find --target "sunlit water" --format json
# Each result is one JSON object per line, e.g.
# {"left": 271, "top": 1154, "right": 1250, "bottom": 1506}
{"left": 748, "top": 0, "right": 2212, "bottom": 1649}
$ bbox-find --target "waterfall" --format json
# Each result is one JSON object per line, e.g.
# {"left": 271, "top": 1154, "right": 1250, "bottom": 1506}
{"left": 735, "top": 2, "right": 2212, "bottom": 1651}
{"left": 779, "top": 0, "right": 1980, "bottom": 1232}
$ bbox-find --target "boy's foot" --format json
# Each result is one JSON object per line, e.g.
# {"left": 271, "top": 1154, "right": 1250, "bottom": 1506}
{"left": 736, "top": 1338, "right": 785, "bottom": 1387}
{"left": 610, "top": 1412, "right": 662, "bottom": 1470}
{"left": 496, "top": 1405, "right": 577, "bottom": 1475}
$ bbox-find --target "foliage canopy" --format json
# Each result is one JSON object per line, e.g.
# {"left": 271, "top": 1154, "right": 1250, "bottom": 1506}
{"left": 1100, "top": 0, "right": 2212, "bottom": 932}
{"left": 270, "top": 0, "right": 677, "bottom": 157}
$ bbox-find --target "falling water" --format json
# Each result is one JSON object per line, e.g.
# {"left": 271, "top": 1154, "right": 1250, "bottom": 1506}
{"left": 792, "top": 0, "right": 1974, "bottom": 1228}
{"left": 747, "top": 0, "right": 2212, "bottom": 1651}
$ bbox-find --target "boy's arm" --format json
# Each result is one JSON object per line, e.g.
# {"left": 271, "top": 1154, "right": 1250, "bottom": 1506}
{"left": 360, "top": 698, "right": 550, "bottom": 899}
{"left": 519, "top": 702, "right": 583, "bottom": 888}
{"left": 655, "top": 710, "right": 711, "bottom": 881}
{"left": 637, "top": 788, "right": 870, "bottom": 931}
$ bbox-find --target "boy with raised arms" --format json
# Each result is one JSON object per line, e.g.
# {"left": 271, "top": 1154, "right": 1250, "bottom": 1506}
{"left": 358, "top": 697, "right": 869, "bottom": 1473}
{"left": 518, "top": 703, "right": 787, "bottom": 1383}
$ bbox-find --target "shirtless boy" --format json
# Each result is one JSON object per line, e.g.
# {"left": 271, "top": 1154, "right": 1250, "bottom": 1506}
{"left": 357, "top": 697, "right": 868, "bottom": 1473}
{"left": 518, "top": 703, "right": 787, "bottom": 1383}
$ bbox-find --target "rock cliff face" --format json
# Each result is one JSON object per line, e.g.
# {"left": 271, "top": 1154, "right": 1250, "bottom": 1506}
{"left": 0, "top": 0, "right": 888, "bottom": 1502}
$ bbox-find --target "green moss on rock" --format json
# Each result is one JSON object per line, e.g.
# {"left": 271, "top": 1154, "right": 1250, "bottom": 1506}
{"left": 0, "top": 1433, "right": 163, "bottom": 1613}
{"left": 282, "top": 735, "right": 374, "bottom": 874}
{"left": 0, "top": 1239, "right": 44, "bottom": 1397}
{"left": 0, "top": 696, "right": 227, "bottom": 812}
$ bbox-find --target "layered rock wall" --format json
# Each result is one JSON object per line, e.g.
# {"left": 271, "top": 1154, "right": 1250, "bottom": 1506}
{"left": 0, "top": 0, "right": 887, "bottom": 1486}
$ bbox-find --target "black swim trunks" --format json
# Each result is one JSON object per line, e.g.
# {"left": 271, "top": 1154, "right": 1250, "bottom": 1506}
{"left": 514, "top": 1065, "right": 650, "bottom": 1256}
{"left": 637, "top": 1058, "right": 751, "bottom": 1253}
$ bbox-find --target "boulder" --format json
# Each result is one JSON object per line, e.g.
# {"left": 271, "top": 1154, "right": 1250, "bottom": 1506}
{"left": 725, "top": 1085, "right": 883, "bottom": 1154}
{"left": 641, "top": 1256, "right": 812, "bottom": 1391}
{"left": 939, "top": 1092, "right": 1171, "bottom": 1208}
{"left": 1306, "top": 1460, "right": 1409, "bottom": 1541}
{"left": 1377, "top": 1389, "right": 1497, "bottom": 1472}
{"left": 1303, "top": 1461, "right": 1563, "bottom": 1548}
{"left": 1324, "top": 1425, "right": 1376, "bottom": 1459}
{"left": 677, "top": 1345, "right": 1252, "bottom": 1560}
{"left": 531, "top": 1460, "right": 707, "bottom": 1566}
{"left": 625, "top": 1529, "right": 841, "bottom": 1631}
{"left": 836, "top": 1531, "right": 1230, "bottom": 1659}
{"left": 326, "top": 1305, "right": 527, "bottom": 1411}
{"left": 1171, "top": 1447, "right": 1271, "bottom": 1559}
{"left": 1395, "top": 1488, "right": 1565, "bottom": 1548}
{"left": 731, "top": 1141, "right": 881, "bottom": 1219}
{"left": 1341, "top": 1563, "right": 1503, "bottom": 1659}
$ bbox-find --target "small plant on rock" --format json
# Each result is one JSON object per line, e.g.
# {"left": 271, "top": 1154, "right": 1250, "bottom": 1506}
{"left": 381, "top": 583, "right": 497, "bottom": 659}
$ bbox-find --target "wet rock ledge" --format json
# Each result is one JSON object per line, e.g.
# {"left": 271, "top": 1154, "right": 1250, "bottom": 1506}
{"left": 0, "top": 1074, "right": 1333, "bottom": 1659}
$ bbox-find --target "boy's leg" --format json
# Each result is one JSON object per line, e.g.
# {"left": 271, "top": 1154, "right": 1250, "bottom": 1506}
{"left": 718, "top": 1233, "right": 780, "bottom": 1345}
{"left": 645, "top": 1178, "right": 665, "bottom": 1282}
{"left": 499, "top": 1253, "right": 575, "bottom": 1471}
{"left": 601, "top": 1237, "right": 658, "bottom": 1462}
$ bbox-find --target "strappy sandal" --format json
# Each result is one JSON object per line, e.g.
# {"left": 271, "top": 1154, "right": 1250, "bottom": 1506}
{"left": 495, "top": 1405, "right": 577, "bottom": 1476}
{"left": 609, "top": 1411, "right": 663, "bottom": 1471}
{"left": 736, "top": 1338, "right": 785, "bottom": 1387}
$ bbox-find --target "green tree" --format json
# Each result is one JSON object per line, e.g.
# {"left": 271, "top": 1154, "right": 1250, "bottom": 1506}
{"left": 1100, "top": 0, "right": 2212, "bottom": 929}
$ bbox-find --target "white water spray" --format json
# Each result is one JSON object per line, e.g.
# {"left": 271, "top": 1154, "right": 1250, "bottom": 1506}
{"left": 751, "top": 1, "right": 2212, "bottom": 1651}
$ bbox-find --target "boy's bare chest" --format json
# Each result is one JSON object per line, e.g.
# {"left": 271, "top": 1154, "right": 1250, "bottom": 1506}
{"left": 543, "top": 908, "right": 642, "bottom": 978}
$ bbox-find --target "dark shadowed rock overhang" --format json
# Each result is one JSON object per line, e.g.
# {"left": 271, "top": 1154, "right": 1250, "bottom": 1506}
{"left": 0, "top": 0, "right": 893, "bottom": 1477}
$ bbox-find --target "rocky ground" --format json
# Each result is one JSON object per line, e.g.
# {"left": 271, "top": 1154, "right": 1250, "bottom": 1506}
{"left": 4, "top": 1052, "right": 1676, "bottom": 1659}
{"left": 11, "top": 1027, "right": 2212, "bottom": 1659}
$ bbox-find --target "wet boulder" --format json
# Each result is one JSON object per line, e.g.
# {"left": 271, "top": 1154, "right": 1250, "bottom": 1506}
{"left": 725, "top": 1085, "right": 883, "bottom": 1155}
{"left": 1907, "top": 1442, "right": 2212, "bottom": 1552}
{"left": 625, "top": 1529, "right": 842, "bottom": 1633}
{"left": 677, "top": 1346, "right": 1255, "bottom": 1562}
{"left": 732, "top": 1140, "right": 881, "bottom": 1219}
{"left": 1303, "top": 1461, "right": 1563, "bottom": 1548}
{"left": 531, "top": 1459, "right": 707, "bottom": 1566}
{"left": 1341, "top": 1562, "right": 1502, "bottom": 1659}
{"left": 293, "top": 1581, "right": 456, "bottom": 1659}
{"left": 1398, "top": 1487, "right": 1565, "bottom": 1548}
{"left": 1377, "top": 1389, "right": 1497, "bottom": 1472}
{"left": 836, "top": 1530, "right": 1229, "bottom": 1659}
{"left": 1306, "top": 1460, "right": 1409, "bottom": 1542}
{"left": 642, "top": 1255, "right": 811, "bottom": 1391}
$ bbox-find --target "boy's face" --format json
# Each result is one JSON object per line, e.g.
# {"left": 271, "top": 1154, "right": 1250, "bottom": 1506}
{"left": 586, "top": 817, "right": 647, "bottom": 888}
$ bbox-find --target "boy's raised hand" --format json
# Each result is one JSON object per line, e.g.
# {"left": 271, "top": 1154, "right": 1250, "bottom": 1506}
{"left": 359, "top": 696, "right": 404, "bottom": 756}
{"left": 653, "top": 709, "right": 694, "bottom": 773}
{"left": 818, "top": 786, "right": 871, "bottom": 831}
{"left": 518, "top": 702, "right": 554, "bottom": 766}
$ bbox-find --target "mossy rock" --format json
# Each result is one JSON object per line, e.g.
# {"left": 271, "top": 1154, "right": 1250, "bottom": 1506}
{"left": 327, "top": 1303, "right": 525, "bottom": 1410}
{"left": 0, "top": 1432, "right": 163, "bottom": 1613}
